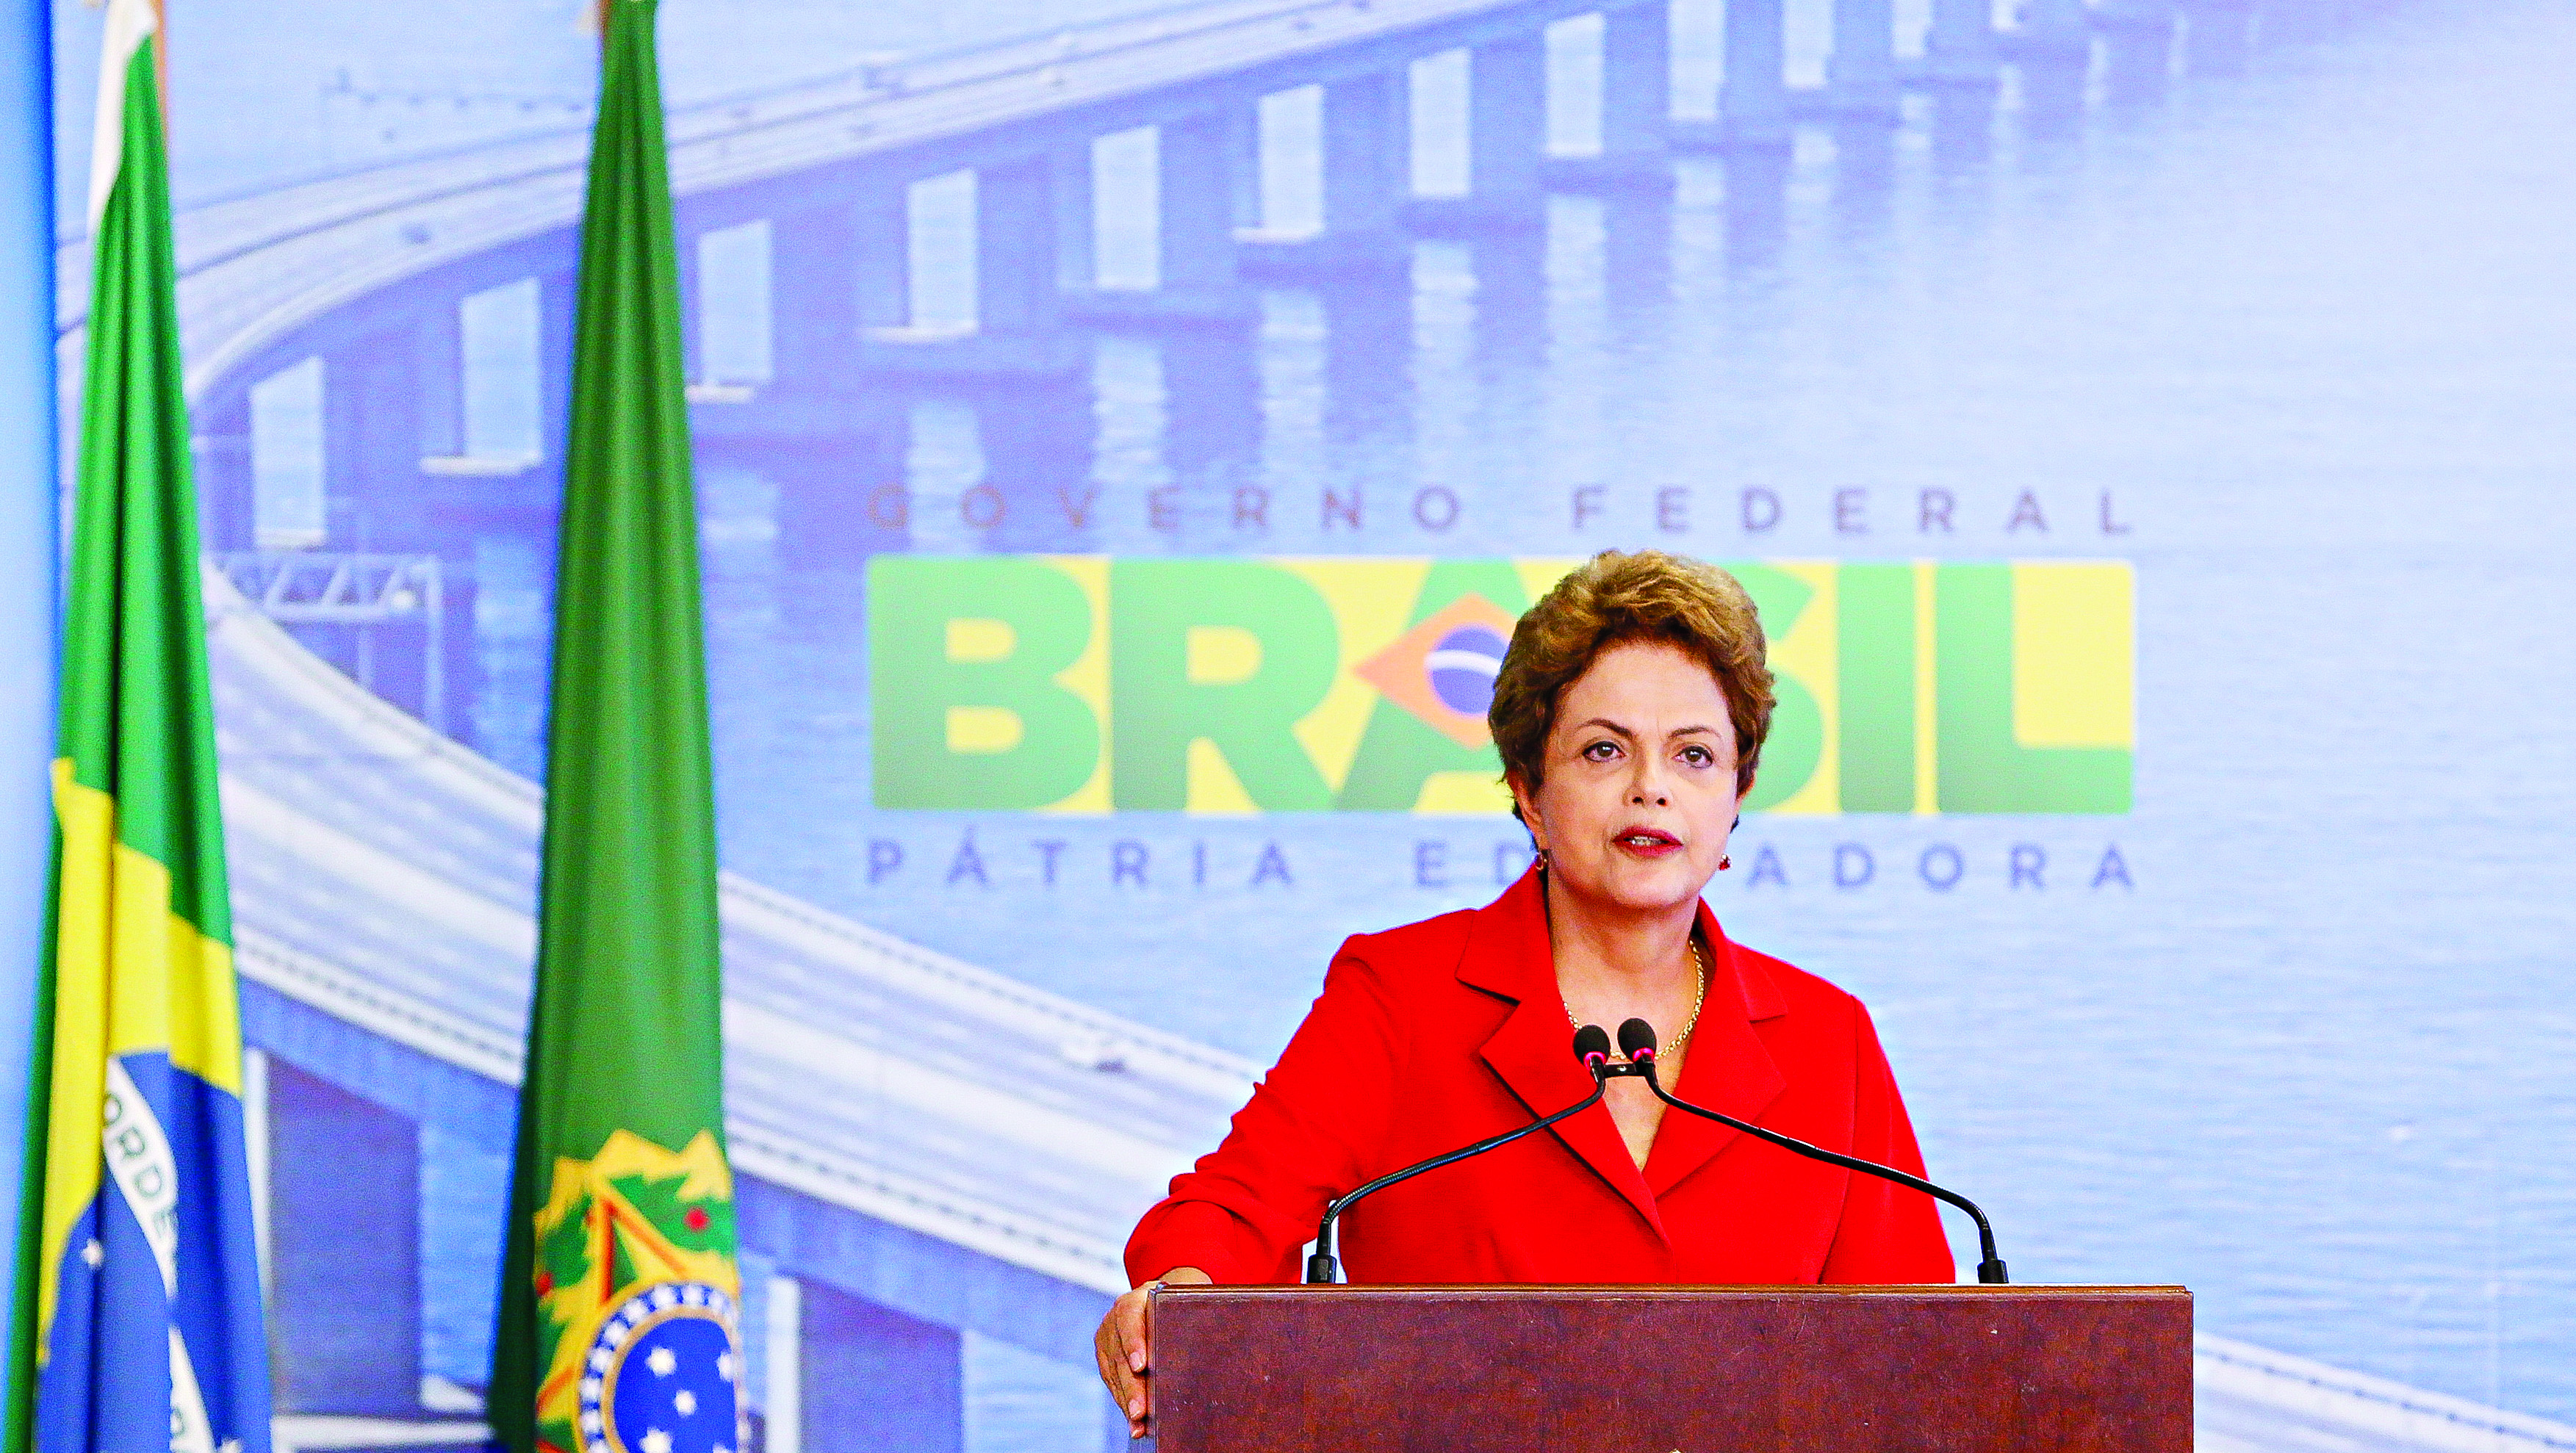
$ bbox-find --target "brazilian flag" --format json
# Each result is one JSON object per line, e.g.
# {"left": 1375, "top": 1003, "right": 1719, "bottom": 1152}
{"left": 486, "top": 4, "right": 743, "bottom": 1452}
{"left": 5, "top": 3, "right": 273, "bottom": 1453}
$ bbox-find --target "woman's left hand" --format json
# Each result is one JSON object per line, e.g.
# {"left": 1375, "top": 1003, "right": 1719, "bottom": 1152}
{"left": 1094, "top": 1265, "right": 1212, "bottom": 1438}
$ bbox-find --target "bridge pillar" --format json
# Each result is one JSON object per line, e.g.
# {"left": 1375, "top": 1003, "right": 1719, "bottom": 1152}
{"left": 1051, "top": 147, "right": 1092, "bottom": 298}
{"left": 1593, "top": 2, "right": 1674, "bottom": 184}
{"left": 851, "top": 185, "right": 913, "bottom": 334}
{"left": 2002, "top": 0, "right": 2094, "bottom": 136}
{"left": 319, "top": 326, "right": 447, "bottom": 722}
{"left": 798, "top": 1279, "right": 963, "bottom": 1453}
{"left": 1327, "top": 72, "right": 1408, "bottom": 245}
{"left": 1710, "top": 0, "right": 1790, "bottom": 149}
{"left": 2098, "top": 0, "right": 2178, "bottom": 102}
{"left": 1327, "top": 73, "right": 1408, "bottom": 234}
{"left": 1826, "top": 0, "right": 1901, "bottom": 119}
{"left": 1223, "top": 103, "right": 1262, "bottom": 231}
{"left": 396, "top": 301, "right": 479, "bottom": 745}
{"left": 1053, "top": 145, "right": 1098, "bottom": 296}
{"left": 2010, "top": 0, "right": 2095, "bottom": 64}
{"left": 2098, "top": 0, "right": 2179, "bottom": 24}
{"left": 739, "top": 198, "right": 913, "bottom": 564}
{"left": 1323, "top": 71, "right": 1411, "bottom": 267}
{"left": 978, "top": 156, "right": 1063, "bottom": 338}
{"left": 2012, "top": 0, "right": 2093, "bottom": 132}
{"left": 1162, "top": 112, "right": 1245, "bottom": 299}
{"left": 265, "top": 1057, "right": 422, "bottom": 1416}
{"left": 1247, "top": 72, "right": 1410, "bottom": 276}
{"left": 1921, "top": 0, "right": 2000, "bottom": 83}
{"left": 190, "top": 388, "right": 254, "bottom": 552}
{"left": 1464, "top": 35, "right": 1547, "bottom": 225}
{"left": 861, "top": 159, "right": 1079, "bottom": 378}
{"left": 821, "top": 181, "right": 920, "bottom": 380}
{"left": 416, "top": 301, "right": 465, "bottom": 461}
{"left": 323, "top": 323, "right": 431, "bottom": 552}
{"left": 852, "top": 156, "right": 1083, "bottom": 378}
{"left": 770, "top": 203, "right": 862, "bottom": 393}
{"left": 1151, "top": 111, "right": 1256, "bottom": 324}
{"left": 1067, "top": 110, "right": 1257, "bottom": 328}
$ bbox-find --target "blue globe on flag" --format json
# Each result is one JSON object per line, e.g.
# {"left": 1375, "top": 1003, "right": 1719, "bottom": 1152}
{"left": 580, "top": 1283, "right": 744, "bottom": 1453}
{"left": 1425, "top": 625, "right": 1509, "bottom": 717}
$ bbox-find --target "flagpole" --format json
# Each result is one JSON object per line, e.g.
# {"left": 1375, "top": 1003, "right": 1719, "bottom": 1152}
{"left": 0, "top": 0, "right": 55, "bottom": 1430}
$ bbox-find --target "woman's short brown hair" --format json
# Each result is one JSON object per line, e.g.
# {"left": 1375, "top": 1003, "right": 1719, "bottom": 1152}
{"left": 1489, "top": 549, "right": 1775, "bottom": 806}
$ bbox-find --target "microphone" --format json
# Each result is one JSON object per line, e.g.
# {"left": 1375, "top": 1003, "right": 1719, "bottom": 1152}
{"left": 1573, "top": 1022, "right": 1614, "bottom": 1068}
{"left": 1616, "top": 1017, "right": 2012, "bottom": 1285}
{"left": 1305, "top": 1025, "right": 1617, "bottom": 1284}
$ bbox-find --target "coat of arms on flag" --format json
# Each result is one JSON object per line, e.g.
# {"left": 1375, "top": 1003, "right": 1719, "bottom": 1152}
{"left": 532, "top": 1130, "right": 742, "bottom": 1453}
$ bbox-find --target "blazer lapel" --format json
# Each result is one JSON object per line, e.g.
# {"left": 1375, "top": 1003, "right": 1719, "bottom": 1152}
{"left": 1458, "top": 870, "right": 1668, "bottom": 1242}
{"left": 1641, "top": 906, "right": 1790, "bottom": 1200}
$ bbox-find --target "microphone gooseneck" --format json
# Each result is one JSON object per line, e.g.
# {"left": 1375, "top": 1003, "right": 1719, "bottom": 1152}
{"left": 1619, "top": 1017, "right": 2012, "bottom": 1285}
{"left": 1306, "top": 1025, "right": 1615, "bottom": 1285}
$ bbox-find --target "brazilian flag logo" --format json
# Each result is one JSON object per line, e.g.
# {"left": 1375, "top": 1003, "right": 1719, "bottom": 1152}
{"left": 533, "top": 1132, "right": 741, "bottom": 1453}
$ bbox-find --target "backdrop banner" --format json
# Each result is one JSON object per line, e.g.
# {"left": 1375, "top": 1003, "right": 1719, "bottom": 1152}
{"left": 35, "top": 0, "right": 2576, "bottom": 1448}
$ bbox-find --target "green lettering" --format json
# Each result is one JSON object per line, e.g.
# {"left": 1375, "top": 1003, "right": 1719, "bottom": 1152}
{"left": 1935, "top": 565, "right": 2131, "bottom": 813}
{"left": 867, "top": 557, "right": 1099, "bottom": 810}
{"left": 1835, "top": 563, "right": 1916, "bottom": 812}
{"left": 1110, "top": 560, "right": 1338, "bottom": 810}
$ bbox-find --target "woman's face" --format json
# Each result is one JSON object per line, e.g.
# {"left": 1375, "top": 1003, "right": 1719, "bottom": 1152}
{"left": 1511, "top": 639, "right": 1750, "bottom": 917}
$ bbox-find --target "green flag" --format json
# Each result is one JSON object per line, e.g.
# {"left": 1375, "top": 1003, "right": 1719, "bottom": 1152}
{"left": 6, "top": 3, "right": 273, "bottom": 1452}
{"left": 486, "top": 4, "right": 739, "bottom": 1451}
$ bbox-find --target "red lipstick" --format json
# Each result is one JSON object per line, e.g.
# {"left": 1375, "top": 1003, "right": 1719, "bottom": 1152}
{"left": 1611, "top": 825, "right": 1683, "bottom": 859}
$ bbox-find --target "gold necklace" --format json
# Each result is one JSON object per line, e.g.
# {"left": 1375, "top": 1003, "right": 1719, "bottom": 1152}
{"left": 1565, "top": 937, "right": 1709, "bottom": 1056}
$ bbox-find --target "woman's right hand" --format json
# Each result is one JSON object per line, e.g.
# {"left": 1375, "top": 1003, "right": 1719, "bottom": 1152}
{"left": 1095, "top": 1265, "right": 1212, "bottom": 1439}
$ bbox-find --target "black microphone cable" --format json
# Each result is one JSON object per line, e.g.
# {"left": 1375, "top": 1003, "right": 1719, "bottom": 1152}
{"left": 1614, "top": 1017, "right": 2010, "bottom": 1285}
{"left": 1305, "top": 1024, "right": 1617, "bottom": 1284}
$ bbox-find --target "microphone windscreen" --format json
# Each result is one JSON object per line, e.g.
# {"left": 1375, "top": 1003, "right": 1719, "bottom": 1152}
{"left": 1572, "top": 1023, "right": 1612, "bottom": 1064}
{"left": 1616, "top": 1017, "right": 1658, "bottom": 1060}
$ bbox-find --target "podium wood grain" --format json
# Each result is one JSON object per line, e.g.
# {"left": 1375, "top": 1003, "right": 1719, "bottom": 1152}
{"left": 1150, "top": 1284, "right": 2191, "bottom": 1453}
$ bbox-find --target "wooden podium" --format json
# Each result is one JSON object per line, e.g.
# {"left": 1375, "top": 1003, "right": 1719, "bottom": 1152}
{"left": 1149, "top": 1284, "right": 2191, "bottom": 1452}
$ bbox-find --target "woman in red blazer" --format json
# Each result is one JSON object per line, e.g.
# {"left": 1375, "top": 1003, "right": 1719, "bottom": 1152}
{"left": 1095, "top": 551, "right": 1954, "bottom": 1438}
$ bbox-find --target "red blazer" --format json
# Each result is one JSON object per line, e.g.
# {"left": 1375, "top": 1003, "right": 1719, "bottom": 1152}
{"left": 1125, "top": 869, "right": 1954, "bottom": 1286}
